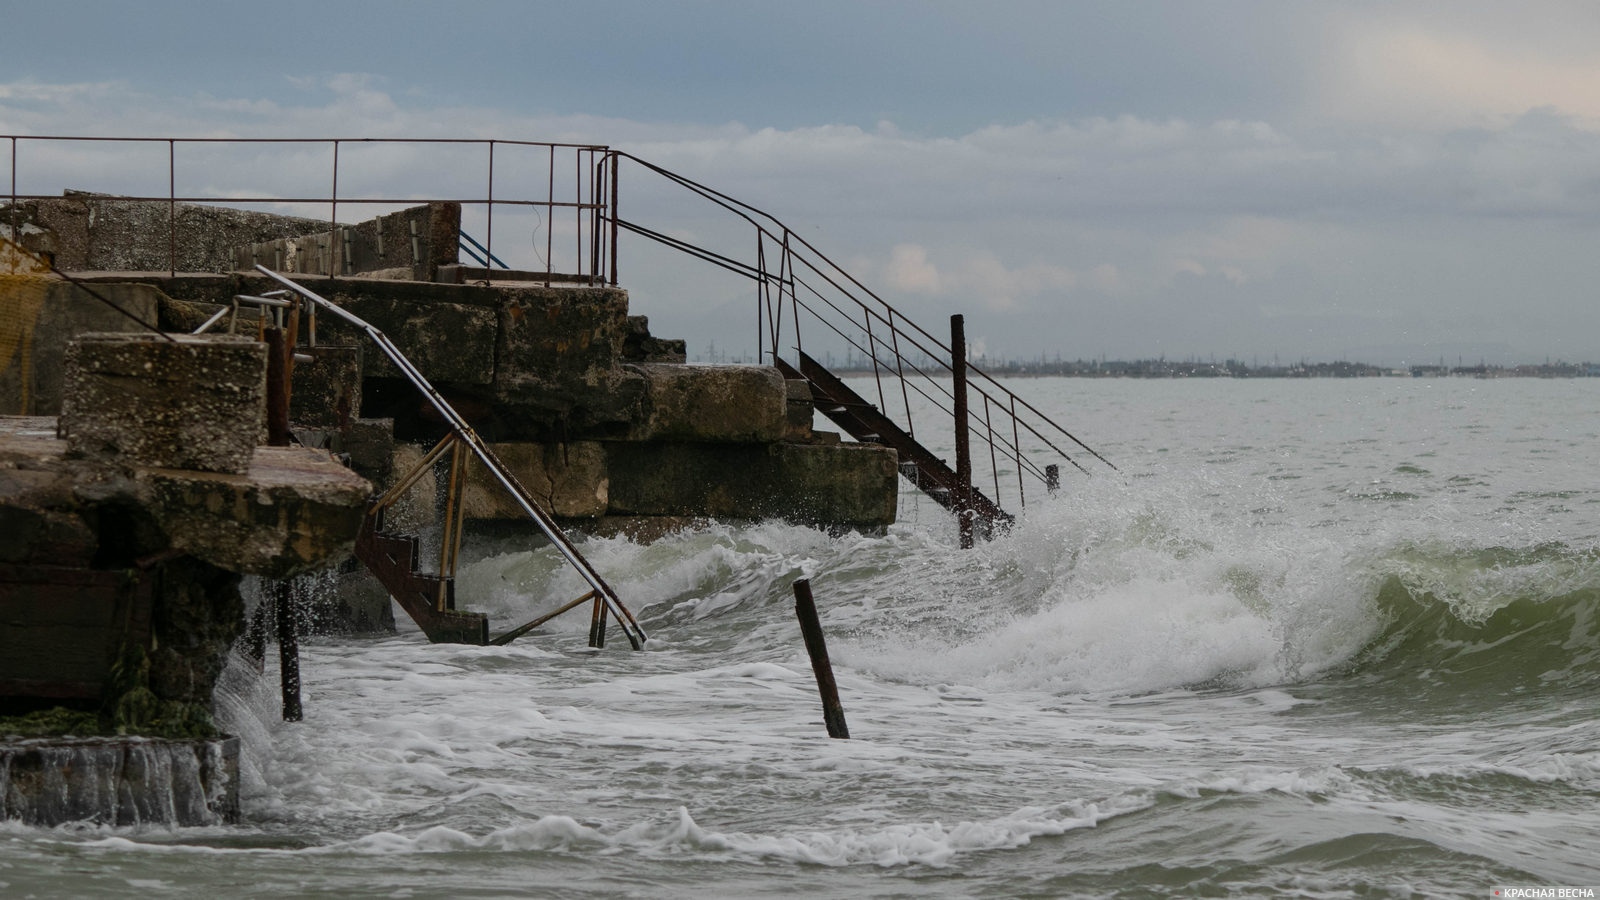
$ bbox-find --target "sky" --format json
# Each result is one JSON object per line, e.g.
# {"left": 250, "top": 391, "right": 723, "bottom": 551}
{"left": 4, "top": 0, "right": 1600, "bottom": 366}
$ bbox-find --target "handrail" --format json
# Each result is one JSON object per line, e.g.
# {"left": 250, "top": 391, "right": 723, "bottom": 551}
{"left": 605, "top": 151, "right": 1115, "bottom": 514}
{"left": 253, "top": 265, "right": 646, "bottom": 649}
{"left": 458, "top": 231, "right": 509, "bottom": 269}
{"left": 3, "top": 135, "right": 616, "bottom": 285}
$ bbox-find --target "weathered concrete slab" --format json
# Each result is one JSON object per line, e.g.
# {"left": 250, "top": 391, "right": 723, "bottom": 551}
{"left": 462, "top": 441, "right": 609, "bottom": 519}
{"left": 491, "top": 285, "right": 647, "bottom": 435}
{"left": 289, "top": 344, "right": 362, "bottom": 428}
{"left": 627, "top": 363, "right": 788, "bottom": 442}
{"left": 333, "top": 294, "right": 497, "bottom": 386}
{"left": 604, "top": 440, "right": 898, "bottom": 528}
{"left": 233, "top": 202, "right": 459, "bottom": 281}
{"left": 0, "top": 281, "right": 163, "bottom": 416}
{"left": 62, "top": 333, "right": 266, "bottom": 475}
{"left": 5, "top": 192, "right": 329, "bottom": 273}
{"left": 1, "top": 420, "right": 371, "bottom": 578}
{"left": 135, "top": 447, "right": 373, "bottom": 578}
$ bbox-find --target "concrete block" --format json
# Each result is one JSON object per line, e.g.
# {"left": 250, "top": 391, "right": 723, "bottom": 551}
{"left": 628, "top": 363, "right": 788, "bottom": 442}
{"left": 784, "top": 378, "right": 815, "bottom": 439}
{"left": 604, "top": 440, "right": 898, "bottom": 529}
{"left": 289, "top": 344, "right": 362, "bottom": 428}
{"left": 0, "top": 281, "right": 163, "bottom": 416}
{"left": 461, "top": 441, "right": 609, "bottom": 520}
{"left": 0, "top": 736, "right": 239, "bottom": 826}
{"left": 334, "top": 294, "right": 497, "bottom": 386}
{"left": 62, "top": 333, "right": 266, "bottom": 475}
{"left": 623, "top": 315, "right": 687, "bottom": 363}
{"left": 136, "top": 447, "right": 373, "bottom": 578}
{"left": 340, "top": 417, "right": 395, "bottom": 487}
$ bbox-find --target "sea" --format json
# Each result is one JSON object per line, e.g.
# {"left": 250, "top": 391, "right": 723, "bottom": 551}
{"left": 3, "top": 375, "right": 1599, "bottom": 898}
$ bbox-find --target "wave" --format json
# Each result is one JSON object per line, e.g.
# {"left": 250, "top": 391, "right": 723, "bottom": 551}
{"left": 1338, "top": 541, "right": 1600, "bottom": 697}
{"left": 444, "top": 468, "right": 1600, "bottom": 701}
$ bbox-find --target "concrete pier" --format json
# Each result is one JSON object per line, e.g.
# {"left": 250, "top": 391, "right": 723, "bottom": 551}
{"left": 0, "top": 333, "right": 370, "bottom": 826}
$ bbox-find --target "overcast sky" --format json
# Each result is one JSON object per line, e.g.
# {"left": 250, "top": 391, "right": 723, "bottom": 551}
{"left": 5, "top": 0, "right": 1600, "bottom": 365}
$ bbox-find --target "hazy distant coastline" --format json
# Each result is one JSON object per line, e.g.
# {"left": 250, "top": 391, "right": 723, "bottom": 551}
{"left": 814, "top": 357, "right": 1600, "bottom": 379}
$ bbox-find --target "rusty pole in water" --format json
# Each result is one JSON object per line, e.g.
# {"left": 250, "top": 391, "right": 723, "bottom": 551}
{"left": 274, "top": 579, "right": 302, "bottom": 722}
{"left": 951, "top": 314, "right": 974, "bottom": 549}
{"left": 793, "top": 578, "right": 849, "bottom": 739}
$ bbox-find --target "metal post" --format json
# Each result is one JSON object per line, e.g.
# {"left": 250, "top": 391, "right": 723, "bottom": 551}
{"left": 792, "top": 579, "right": 849, "bottom": 739}
{"left": 9, "top": 137, "right": 16, "bottom": 245}
{"left": 329, "top": 140, "right": 339, "bottom": 280}
{"left": 756, "top": 234, "right": 767, "bottom": 363}
{"left": 168, "top": 140, "right": 177, "bottom": 278}
{"left": 589, "top": 594, "right": 608, "bottom": 648}
{"left": 264, "top": 326, "right": 291, "bottom": 446}
{"left": 274, "top": 579, "right": 302, "bottom": 722}
{"left": 609, "top": 152, "right": 619, "bottom": 285}
{"left": 486, "top": 140, "right": 495, "bottom": 286}
{"left": 952, "top": 314, "right": 974, "bottom": 549}
{"left": 545, "top": 144, "right": 554, "bottom": 286}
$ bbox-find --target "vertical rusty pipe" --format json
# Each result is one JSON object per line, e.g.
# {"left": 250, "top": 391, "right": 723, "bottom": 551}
{"left": 984, "top": 394, "right": 1000, "bottom": 505}
{"left": 168, "top": 140, "right": 177, "bottom": 278}
{"left": 275, "top": 579, "right": 303, "bottom": 722}
{"left": 264, "top": 326, "right": 291, "bottom": 446}
{"left": 952, "top": 314, "right": 974, "bottom": 549}
{"left": 609, "top": 152, "right": 619, "bottom": 286}
{"left": 589, "top": 150, "right": 602, "bottom": 281}
{"left": 10, "top": 137, "right": 18, "bottom": 245}
{"left": 486, "top": 140, "right": 495, "bottom": 286}
{"left": 792, "top": 578, "right": 849, "bottom": 739}
{"left": 438, "top": 439, "right": 463, "bottom": 611}
{"left": 756, "top": 235, "right": 766, "bottom": 364}
{"left": 1012, "top": 395, "right": 1026, "bottom": 508}
{"left": 329, "top": 140, "right": 339, "bottom": 280}
{"left": 589, "top": 594, "right": 608, "bottom": 649}
{"left": 865, "top": 315, "right": 886, "bottom": 414}
{"left": 888, "top": 308, "right": 914, "bottom": 439}
{"left": 545, "top": 144, "right": 554, "bottom": 286}
{"left": 786, "top": 234, "right": 802, "bottom": 357}
{"left": 574, "top": 149, "right": 582, "bottom": 278}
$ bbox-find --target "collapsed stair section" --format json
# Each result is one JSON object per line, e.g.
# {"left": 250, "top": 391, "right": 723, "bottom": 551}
{"left": 778, "top": 351, "right": 1014, "bottom": 532}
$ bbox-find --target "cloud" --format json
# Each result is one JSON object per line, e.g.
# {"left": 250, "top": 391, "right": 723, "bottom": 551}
{"left": 4, "top": 71, "right": 1600, "bottom": 363}
{"left": 885, "top": 243, "right": 941, "bottom": 294}
{"left": 1318, "top": 12, "right": 1600, "bottom": 130}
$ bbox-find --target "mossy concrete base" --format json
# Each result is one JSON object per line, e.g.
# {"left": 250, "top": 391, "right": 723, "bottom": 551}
{"left": 0, "top": 735, "right": 239, "bottom": 826}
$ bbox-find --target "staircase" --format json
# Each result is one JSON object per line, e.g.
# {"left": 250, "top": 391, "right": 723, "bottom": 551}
{"left": 777, "top": 351, "right": 1013, "bottom": 532}
{"left": 354, "top": 512, "right": 489, "bottom": 645}
{"left": 608, "top": 151, "right": 1118, "bottom": 527}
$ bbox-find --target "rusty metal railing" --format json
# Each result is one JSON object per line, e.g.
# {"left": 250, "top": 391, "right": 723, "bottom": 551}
{"left": 605, "top": 151, "right": 1116, "bottom": 517}
{"left": 2, "top": 135, "right": 617, "bottom": 285}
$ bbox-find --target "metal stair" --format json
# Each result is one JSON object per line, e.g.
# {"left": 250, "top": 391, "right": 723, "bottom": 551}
{"left": 354, "top": 513, "right": 489, "bottom": 645}
{"left": 777, "top": 351, "right": 1013, "bottom": 533}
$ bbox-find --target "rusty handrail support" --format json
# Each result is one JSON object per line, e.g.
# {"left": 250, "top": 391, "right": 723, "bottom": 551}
{"left": 488, "top": 590, "right": 597, "bottom": 647}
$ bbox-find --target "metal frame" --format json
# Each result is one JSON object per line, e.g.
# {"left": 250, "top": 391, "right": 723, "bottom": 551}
{"left": 2, "top": 135, "right": 617, "bottom": 288}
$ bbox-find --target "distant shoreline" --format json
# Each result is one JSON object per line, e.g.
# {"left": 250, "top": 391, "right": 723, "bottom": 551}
{"left": 813, "top": 360, "right": 1600, "bottom": 379}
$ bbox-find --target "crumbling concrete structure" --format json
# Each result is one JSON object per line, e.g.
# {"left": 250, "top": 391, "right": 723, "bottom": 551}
{"left": 0, "top": 332, "right": 371, "bottom": 826}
